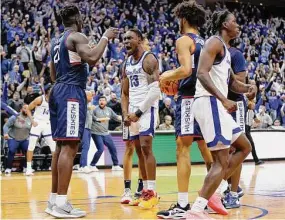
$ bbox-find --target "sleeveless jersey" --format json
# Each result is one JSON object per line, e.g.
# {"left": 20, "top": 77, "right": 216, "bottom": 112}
{"left": 227, "top": 47, "right": 246, "bottom": 101}
{"left": 178, "top": 33, "right": 204, "bottom": 96}
{"left": 33, "top": 95, "right": 50, "bottom": 121}
{"left": 195, "top": 36, "right": 231, "bottom": 98}
{"left": 125, "top": 51, "right": 158, "bottom": 108}
{"left": 50, "top": 30, "right": 88, "bottom": 89}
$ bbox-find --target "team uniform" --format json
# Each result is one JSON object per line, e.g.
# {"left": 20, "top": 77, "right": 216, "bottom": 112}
{"left": 175, "top": 33, "right": 204, "bottom": 138}
{"left": 228, "top": 47, "right": 247, "bottom": 132}
{"left": 124, "top": 51, "right": 159, "bottom": 140}
{"left": 193, "top": 36, "right": 242, "bottom": 151}
{"left": 28, "top": 95, "right": 56, "bottom": 152}
{"left": 50, "top": 30, "right": 88, "bottom": 141}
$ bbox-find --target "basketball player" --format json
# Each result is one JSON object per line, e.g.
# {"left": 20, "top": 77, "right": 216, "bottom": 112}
{"left": 47, "top": 5, "right": 118, "bottom": 218}
{"left": 157, "top": 2, "right": 213, "bottom": 218}
{"left": 222, "top": 42, "right": 247, "bottom": 209}
{"left": 121, "top": 38, "right": 151, "bottom": 204}
{"left": 186, "top": 10, "right": 256, "bottom": 219}
{"left": 25, "top": 85, "right": 56, "bottom": 176}
{"left": 121, "top": 29, "right": 161, "bottom": 209}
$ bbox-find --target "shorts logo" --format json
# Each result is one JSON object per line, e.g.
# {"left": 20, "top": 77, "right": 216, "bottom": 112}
{"left": 181, "top": 98, "right": 194, "bottom": 135}
{"left": 236, "top": 101, "right": 245, "bottom": 132}
{"left": 67, "top": 100, "right": 79, "bottom": 137}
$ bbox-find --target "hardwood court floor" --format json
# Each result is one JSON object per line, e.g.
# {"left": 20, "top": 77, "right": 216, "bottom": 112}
{"left": 1, "top": 161, "right": 285, "bottom": 219}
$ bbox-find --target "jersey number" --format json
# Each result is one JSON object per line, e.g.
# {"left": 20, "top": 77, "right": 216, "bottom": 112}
{"left": 43, "top": 108, "right": 49, "bottom": 115}
{"left": 53, "top": 45, "right": 60, "bottom": 64}
{"left": 130, "top": 75, "right": 139, "bottom": 87}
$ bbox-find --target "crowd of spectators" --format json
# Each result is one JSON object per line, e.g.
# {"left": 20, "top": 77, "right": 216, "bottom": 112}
{"left": 1, "top": 0, "right": 285, "bottom": 136}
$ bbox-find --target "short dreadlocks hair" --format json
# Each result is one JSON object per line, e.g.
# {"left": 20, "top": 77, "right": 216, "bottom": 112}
{"left": 60, "top": 5, "right": 80, "bottom": 27}
{"left": 174, "top": 0, "right": 206, "bottom": 28}
{"left": 211, "top": 10, "right": 232, "bottom": 34}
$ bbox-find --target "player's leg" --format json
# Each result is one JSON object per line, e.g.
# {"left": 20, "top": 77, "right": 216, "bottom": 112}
{"left": 197, "top": 140, "right": 213, "bottom": 172}
{"left": 20, "top": 139, "right": 29, "bottom": 170}
{"left": 90, "top": 134, "right": 104, "bottom": 170}
{"left": 26, "top": 134, "right": 39, "bottom": 175}
{"left": 5, "top": 139, "right": 19, "bottom": 174}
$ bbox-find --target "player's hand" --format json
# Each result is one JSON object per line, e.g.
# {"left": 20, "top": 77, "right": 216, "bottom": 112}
{"left": 4, "top": 134, "right": 9, "bottom": 140}
{"left": 222, "top": 99, "right": 237, "bottom": 113}
{"left": 32, "top": 121, "right": 38, "bottom": 127}
{"left": 123, "top": 115, "right": 131, "bottom": 127}
{"left": 103, "top": 28, "right": 119, "bottom": 40}
{"left": 128, "top": 113, "right": 139, "bottom": 123}
{"left": 246, "top": 85, "right": 257, "bottom": 100}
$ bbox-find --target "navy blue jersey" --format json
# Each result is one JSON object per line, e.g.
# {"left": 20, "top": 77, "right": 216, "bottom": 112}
{"left": 178, "top": 33, "right": 204, "bottom": 96}
{"left": 228, "top": 47, "right": 246, "bottom": 101}
{"left": 50, "top": 30, "right": 88, "bottom": 89}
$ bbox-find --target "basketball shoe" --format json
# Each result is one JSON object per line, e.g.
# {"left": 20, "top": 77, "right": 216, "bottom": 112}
{"left": 45, "top": 201, "right": 54, "bottom": 215}
{"left": 157, "top": 203, "right": 190, "bottom": 219}
{"left": 223, "top": 192, "right": 240, "bottom": 209}
{"left": 51, "top": 201, "right": 86, "bottom": 218}
{"left": 207, "top": 193, "right": 228, "bottom": 215}
{"left": 121, "top": 188, "right": 132, "bottom": 204}
{"left": 129, "top": 190, "right": 145, "bottom": 206}
{"left": 138, "top": 189, "right": 159, "bottom": 209}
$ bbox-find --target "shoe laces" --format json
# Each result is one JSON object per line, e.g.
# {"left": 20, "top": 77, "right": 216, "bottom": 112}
{"left": 122, "top": 188, "right": 132, "bottom": 197}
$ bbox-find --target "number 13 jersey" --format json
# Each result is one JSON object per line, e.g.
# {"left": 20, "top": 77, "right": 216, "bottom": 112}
{"left": 125, "top": 51, "right": 158, "bottom": 108}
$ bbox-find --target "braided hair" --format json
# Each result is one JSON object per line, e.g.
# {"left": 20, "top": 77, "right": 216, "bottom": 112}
{"left": 211, "top": 10, "right": 232, "bottom": 34}
{"left": 174, "top": 0, "right": 206, "bottom": 28}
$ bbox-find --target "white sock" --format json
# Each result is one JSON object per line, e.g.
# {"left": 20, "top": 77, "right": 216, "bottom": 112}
{"left": 143, "top": 181, "right": 147, "bottom": 190}
{"left": 55, "top": 195, "right": 67, "bottom": 207}
{"left": 178, "top": 192, "right": 188, "bottom": 208}
{"left": 147, "top": 180, "right": 156, "bottom": 190}
{"left": 49, "top": 193, "right": 57, "bottom": 204}
{"left": 191, "top": 196, "right": 208, "bottom": 212}
{"left": 228, "top": 184, "right": 232, "bottom": 190}
{"left": 27, "top": 162, "right": 32, "bottom": 170}
{"left": 216, "top": 179, "right": 227, "bottom": 195}
{"left": 230, "top": 191, "right": 238, "bottom": 197}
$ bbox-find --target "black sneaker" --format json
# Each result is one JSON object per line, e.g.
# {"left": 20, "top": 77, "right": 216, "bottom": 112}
{"left": 157, "top": 203, "right": 190, "bottom": 219}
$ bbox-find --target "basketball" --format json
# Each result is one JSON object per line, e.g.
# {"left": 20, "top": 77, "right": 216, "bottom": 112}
{"left": 160, "top": 80, "right": 179, "bottom": 96}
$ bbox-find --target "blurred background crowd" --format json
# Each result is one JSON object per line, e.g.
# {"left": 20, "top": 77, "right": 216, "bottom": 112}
{"left": 1, "top": 0, "right": 285, "bottom": 136}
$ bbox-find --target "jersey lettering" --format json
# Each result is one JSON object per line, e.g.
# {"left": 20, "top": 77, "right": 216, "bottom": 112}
{"left": 53, "top": 44, "right": 60, "bottom": 64}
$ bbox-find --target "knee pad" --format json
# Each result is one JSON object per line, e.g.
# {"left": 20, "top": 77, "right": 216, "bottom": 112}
{"left": 28, "top": 136, "right": 39, "bottom": 151}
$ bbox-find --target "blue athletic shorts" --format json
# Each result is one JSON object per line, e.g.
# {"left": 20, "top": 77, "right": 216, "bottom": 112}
{"left": 49, "top": 83, "right": 87, "bottom": 141}
{"left": 175, "top": 95, "right": 202, "bottom": 140}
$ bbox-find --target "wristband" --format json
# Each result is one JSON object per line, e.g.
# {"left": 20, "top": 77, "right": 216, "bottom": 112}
{"left": 135, "top": 109, "right": 143, "bottom": 118}
{"left": 102, "top": 36, "right": 109, "bottom": 42}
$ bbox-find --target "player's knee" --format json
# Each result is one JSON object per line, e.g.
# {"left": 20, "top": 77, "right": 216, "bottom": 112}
{"left": 125, "top": 144, "right": 135, "bottom": 157}
{"left": 176, "top": 144, "right": 189, "bottom": 160}
{"left": 141, "top": 145, "right": 152, "bottom": 157}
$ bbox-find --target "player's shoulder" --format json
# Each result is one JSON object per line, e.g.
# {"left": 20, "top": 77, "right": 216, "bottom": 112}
{"left": 143, "top": 51, "right": 158, "bottom": 64}
{"left": 176, "top": 35, "right": 194, "bottom": 46}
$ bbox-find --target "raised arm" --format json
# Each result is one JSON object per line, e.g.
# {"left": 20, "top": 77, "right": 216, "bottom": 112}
{"left": 159, "top": 36, "right": 193, "bottom": 82}
{"left": 73, "top": 28, "right": 118, "bottom": 66}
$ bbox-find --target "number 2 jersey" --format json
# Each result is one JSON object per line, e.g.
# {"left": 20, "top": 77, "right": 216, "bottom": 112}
{"left": 125, "top": 51, "right": 159, "bottom": 108}
{"left": 50, "top": 30, "right": 88, "bottom": 89}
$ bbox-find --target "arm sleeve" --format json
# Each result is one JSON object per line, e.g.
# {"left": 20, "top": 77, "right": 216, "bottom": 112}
{"left": 139, "top": 81, "right": 160, "bottom": 113}
{"left": 3, "top": 116, "right": 16, "bottom": 134}
{"left": 231, "top": 50, "right": 246, "bottom": 74}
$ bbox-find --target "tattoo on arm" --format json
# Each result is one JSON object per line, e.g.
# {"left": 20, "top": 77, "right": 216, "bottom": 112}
{"left": 229, "top": 72, "right": 250, "bottom": 94}
{"left": 143, "top": 54, "right": 160, "bottom": 84}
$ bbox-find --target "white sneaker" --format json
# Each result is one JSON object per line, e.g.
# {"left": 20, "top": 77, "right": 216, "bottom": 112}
{"left": 121, "top": 188, "right": 132, "bottom": 204}
{"left": 25, "top": 168, "right": 34, "bottom": 176}
{"left": 89, "top": 166, "right": 99, "bottom": 172}
{"left": 82, "top": 166, "right": 92, "bottom": 174}
{"left": 45, "top": 201, "right": 54, "bottom": 215}
{"left": 112, "top": 165, "right": 123, "bottom": 171}
{"left": 5, "top": 169, "right": 11, "bottom": 174}
{"left": 50, "top": 201, "right": 86, "bottom": 218}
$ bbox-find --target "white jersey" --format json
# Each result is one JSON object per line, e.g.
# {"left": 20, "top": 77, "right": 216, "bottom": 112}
{"left": 125, "top": 51, "right": 158, "bottom": 108}
{"left": 195, "top": 36, "right": 231, "bottom": 98}
{"left": 33, "top": 95, "right": 50, "bottom": 121}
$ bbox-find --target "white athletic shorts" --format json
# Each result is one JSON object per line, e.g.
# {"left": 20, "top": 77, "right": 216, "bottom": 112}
{"left": 124, "top": 105, "right": 158, "bottom": 140}
{"left": 193, "top": 96, "right": 242, "bottom": 151}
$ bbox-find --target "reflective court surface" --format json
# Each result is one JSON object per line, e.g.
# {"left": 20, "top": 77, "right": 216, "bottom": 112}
{"left": 1, "top": 161, "right": 285, "bottom": 219}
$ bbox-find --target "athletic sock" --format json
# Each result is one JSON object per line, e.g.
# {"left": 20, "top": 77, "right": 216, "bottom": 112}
{"left": 124, "top": 180, "right": 131, "bottom": 189}
{"left": 191, "top": 197, "right": 208, "bottom": 212}
{"left": 178, "top": 192, "right": 189, "bottom": 208}
{"left": 137, "top": 179, "right": 143, "bottom": 192}
{"left": 228, "top": 184, "right": 232, "bottom": 190}
{"left": 49, "top": 193, "right": 57, "bottom": 205}
{"left": 27, "top": 162, "right": 32, "bottom": 170}
{"left": 55, "top": 195, "right": 67, "bottom": 207}
{"left": 143, "top": 180, "right": 147, "bottom": 190}
{"left": 216, "top": 179, "right": 227, "bottom": 195}
{"left": 147, "top": 180, "right": 156, "bottom": 191}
